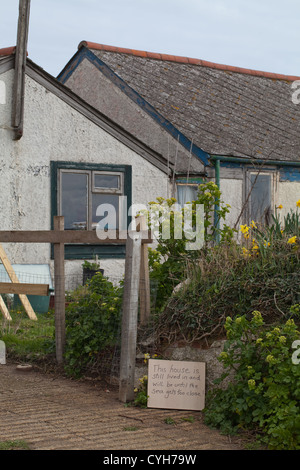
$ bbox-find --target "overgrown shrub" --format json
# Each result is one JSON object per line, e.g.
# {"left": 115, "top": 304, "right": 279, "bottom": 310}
{"left": 204, "top": 311, "right": 300, "bottom": 450}
{"left": 64, "top": 273, "right": 123, "bottom": 377}
{"left": 153, "top": 201, "right": 300, "bottom": 343}
{"left": 147, "top": 184, "right": 234, "bottom": 311}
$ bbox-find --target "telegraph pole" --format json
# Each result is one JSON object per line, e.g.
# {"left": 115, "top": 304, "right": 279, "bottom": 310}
{"left": 12, "top": 0, "right": 31, "bottom": 140}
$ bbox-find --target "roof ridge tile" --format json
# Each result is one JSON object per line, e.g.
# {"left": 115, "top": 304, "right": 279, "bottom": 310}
{"left": 78, "top": 41, "right": 300, "bottom": 81}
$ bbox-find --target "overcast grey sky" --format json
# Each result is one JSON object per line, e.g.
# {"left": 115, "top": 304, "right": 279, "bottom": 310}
{"left": 1, "top": 0, "right": 300, "bottom": 78}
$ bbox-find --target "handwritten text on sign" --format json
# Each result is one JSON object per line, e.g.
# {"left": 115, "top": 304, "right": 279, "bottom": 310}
{"left": 147, "top": 359, "right": 205, "bottom": 410}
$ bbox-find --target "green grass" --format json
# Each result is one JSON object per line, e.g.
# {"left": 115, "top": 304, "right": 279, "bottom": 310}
{"left": 0, "top": 440, "right": 30, "bottom": 450}
{"left": 0, "top": 309, "right": 55, "bottom": 360}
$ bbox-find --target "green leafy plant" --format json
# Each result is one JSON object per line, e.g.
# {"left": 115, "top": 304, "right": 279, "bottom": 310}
{"left": 64, "top": 272, "right": 123, "bottom": 377}
{"left": 82, "top": 259, "right": 101, "bottom": 271}
{"left": 204, "top": 311, "right": 300, "bottom": 450}
{"left": 146, "top": 185, "right": 235, "bottom": 312}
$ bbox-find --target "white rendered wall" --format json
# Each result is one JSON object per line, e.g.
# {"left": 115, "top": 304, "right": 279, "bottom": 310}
{"left": 0, "top": 69, "right": 169, "bottom": 284}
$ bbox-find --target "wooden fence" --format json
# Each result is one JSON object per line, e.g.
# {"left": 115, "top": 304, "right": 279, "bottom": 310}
{"left": 0, "top": 216, "right": 152, "bottom": 402}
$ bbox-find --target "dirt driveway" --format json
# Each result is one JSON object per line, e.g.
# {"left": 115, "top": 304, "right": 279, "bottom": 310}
{"left": 0, "top": 361, "right": 244, "bottom": 451}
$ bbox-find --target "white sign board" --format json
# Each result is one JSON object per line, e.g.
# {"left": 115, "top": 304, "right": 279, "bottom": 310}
{"left": 0, "top": 340, "right": 6, "bottom": 365}
{"left": 147, "top": 359, "right": 205, "bottom": 410}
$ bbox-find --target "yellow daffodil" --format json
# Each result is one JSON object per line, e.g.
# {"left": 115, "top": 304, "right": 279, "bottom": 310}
{"left": 277, "top": 204, "right": 283, "bottom": 210}
{"left": 250, "top": 220, "right": 257, "bottom": 229}
{"left": 288, "top": 236, "right": 297, "bottom": 244}
{"left": 296, "top": 200, "right": 300, "bottom": 208}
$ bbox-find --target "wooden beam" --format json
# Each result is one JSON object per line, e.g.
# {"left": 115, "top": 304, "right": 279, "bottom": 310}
{"left": 53, "top": 216, "right": 65, "bottom": 364}
{"left": 12, "top": 0, "right": 31, "bottom": 140}
{"left": 0, "top": 243, "right": 37, "bottom": 321}
{"left": 0, "top": 282, "right": 49, "bottom": 296}
{"left": 0, "top": 230, "right": 152, "bottom": 244}
{"left": 0, "top": 295, "right": 12, "bottom": 321}
{"left": 119, "top": 232, "right": 142, "bottom": 403}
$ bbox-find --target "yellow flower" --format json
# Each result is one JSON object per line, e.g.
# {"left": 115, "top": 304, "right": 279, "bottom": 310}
{"left": 240, "top": 224, "right": 249, "bottom": 234}
{"left": 250, "top": 220, "right": 257, "bottom": 229}
{"left": 296, "top": 200, "right": 300, "bottom": 208}
{"left": 242, "top": 247, "right": 251, "bottom": 258}
{"left": 287, "top": 236, "right": 297, "bottom": 244}
{"left": 277, "top": 204, "right": 283, "bottom": 210}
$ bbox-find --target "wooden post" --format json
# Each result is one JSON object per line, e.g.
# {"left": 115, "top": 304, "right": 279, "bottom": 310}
{"left": 12, "top": 0, "right": 31, "bottom": 140}
{"left": 0, "top": 243, "right": 37, "bottom": 320}
{"left": 119, "top": 232, "right": 142, "bottom": 403}
{"left": 53, "top": 216, "right": 65, "bottom": 364}
{"left": 136, "top": 215, "right": 151, "bottom": 325}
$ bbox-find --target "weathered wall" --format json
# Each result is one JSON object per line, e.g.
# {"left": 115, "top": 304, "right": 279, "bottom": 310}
{"left": 0, "top": 68, "right": 169, "bottom": 283}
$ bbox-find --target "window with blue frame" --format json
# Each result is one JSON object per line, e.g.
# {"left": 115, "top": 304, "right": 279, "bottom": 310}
{"left": 51, "top": 161, "right": 132, "bottom": 259}
{"left": 246, "top": 170, "right": 275, "bottom": 226}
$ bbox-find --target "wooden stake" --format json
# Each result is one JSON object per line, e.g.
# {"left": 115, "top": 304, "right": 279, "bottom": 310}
{"left": 0, "top": 243, "right": 37, "bottom": 320}
{"left": 119, "top": 232, "right": 142, "bottom": 403}
{"left": 53, "top": 216, "right": 65, "bottom": 364}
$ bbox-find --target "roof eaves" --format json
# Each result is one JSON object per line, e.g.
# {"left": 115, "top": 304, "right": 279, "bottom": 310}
{"left": 78, "top": 41, "right": 300, "bottom": 82}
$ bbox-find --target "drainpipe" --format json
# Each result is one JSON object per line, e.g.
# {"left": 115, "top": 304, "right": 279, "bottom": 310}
{"left": 12, "top": 0, "right": 31, "bottom": 140}
{"left": 214, "top": 157, "right": 221, "bottom": 244}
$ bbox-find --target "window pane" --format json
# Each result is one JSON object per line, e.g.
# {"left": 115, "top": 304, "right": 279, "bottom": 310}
{"left": 94, "top": 173, "right": 120, "bottom": 189}
{"left": 61, "top": 172, "right": 88, "bottom": 229}
{"left": 250, "top": 174, "right": 271, "bottom": 224}
{"left": 92, "top": 193, "right": 119, "bottom": 230}
{"left": 177, "top": 185, "right": 198, "bottom": 206}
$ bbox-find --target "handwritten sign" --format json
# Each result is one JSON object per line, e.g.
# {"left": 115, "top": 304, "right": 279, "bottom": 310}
{"left": 147, "top": 359, "right": 205, "bottom": 410}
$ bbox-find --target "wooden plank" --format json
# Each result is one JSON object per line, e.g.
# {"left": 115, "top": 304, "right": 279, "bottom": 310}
{"left": 119, "top": 232, "right": 142, "bottom": 403}
{"left": 0, "top": 295, "right": 12, "bottom": 321}
{"left": 54, "top": 216, "right": 65, "bottom": 364}
{"left": 0, "top": 244, "right": 37, "bottom": 321}
{"left": 0, "top": 282, "right": 49, "bottom": 296}
{"left": 0, "top": 230, "right": 152, "bottom": 244}
{"left": 136, "top": 216, "right": 151, "bottom": 325}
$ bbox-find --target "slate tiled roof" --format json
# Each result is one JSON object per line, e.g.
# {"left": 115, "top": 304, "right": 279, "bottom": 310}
{"left": 78, "top": 42, "right": 300, "bottom": 163}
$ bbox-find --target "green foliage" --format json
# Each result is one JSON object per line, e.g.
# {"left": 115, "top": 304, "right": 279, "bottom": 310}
{"left": 64, "top": 272, "right": 123, "bottom": 377}
{"left": 195, "top": 181, "right": 234, "bottom": 244}
{"left": 204, "top": 311, "right": 300, "bottom": 450}
{"left": 147, "top": 185, "right": 235, "bottom": 312}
